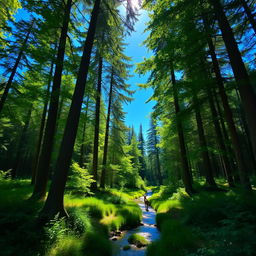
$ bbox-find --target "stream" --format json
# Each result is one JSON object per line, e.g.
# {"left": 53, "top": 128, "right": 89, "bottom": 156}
{"left": 112, "top": 191, "right": 160, "bottom": 256}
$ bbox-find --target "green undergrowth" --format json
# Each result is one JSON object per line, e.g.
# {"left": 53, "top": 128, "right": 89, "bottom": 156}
{"left": 147, "top": 183, "right": 256, "bottom": 256}
{"left": 0, "top": 179, "right": 143, "bottom": 256}
{"left": 128, "top": 233, "right": 150, "bottom": 247}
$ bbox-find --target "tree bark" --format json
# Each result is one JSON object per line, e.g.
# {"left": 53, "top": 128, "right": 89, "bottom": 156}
{"left": 192, "top": 91, "right": 217, "bottom": 188}
{"left": 100, "top": 68, "right": 114, "bottom": 188}
{"left": 79, "top": 96, "right": 90, "bottom": 167}
{"left": 91, "top": 55, "right": 103, "bottom": 190}
{"left": 32, "top": 0, "right": 72, "bottom": 199}
{"left": 204, "top": 18, "right": 251, "bottom": 189}
{"left": 40, "top": 0, "right": 101, "bottom": 219}
{"left": 207, "top": 87, "right": 234, "bottom": 187}
{"left": 170, "top": 64, "right": 195, "bottom": 195}
{"left": 214, "top": 90, "right": 240, "bottom": 182}
{"left": 210, "top": 0, "right": 256, "bottom": 166}
{"left": 0, "top": 20, "right": 34, "bottom": 114}
{"left": 155, "top": 143, "right": 162, "bottom": 185}
{"left": 31, "top": 59, "right": 54, "bottom": 185}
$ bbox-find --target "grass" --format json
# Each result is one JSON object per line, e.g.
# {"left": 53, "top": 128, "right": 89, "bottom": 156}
{"left": 128, "top": 233, "right": 150, "bottom": 247}
{"left": 147, "top": 183, "right": 256, "bottom": 256}
{"left": 0, "top": 179, "right": 143, "bottom": 256}
{"left": 46, "top": 236, "right": 82, "bottom": 256}
{"left": 65, "top": 190, "right": 142, "bottom": 231}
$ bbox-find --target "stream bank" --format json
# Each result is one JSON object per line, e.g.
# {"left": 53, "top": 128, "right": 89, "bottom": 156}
{"left": 111, "top": 191, "right": 160, "bottom": 256}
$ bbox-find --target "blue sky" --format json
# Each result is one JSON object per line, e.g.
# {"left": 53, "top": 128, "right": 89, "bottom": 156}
{"left": 123, "top": 9, "right": 154, "bottom": 136}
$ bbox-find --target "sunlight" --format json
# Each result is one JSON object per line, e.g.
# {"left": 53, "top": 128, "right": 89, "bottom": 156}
{"left": 130, "top": 0, "right": 140, "bottom": 10}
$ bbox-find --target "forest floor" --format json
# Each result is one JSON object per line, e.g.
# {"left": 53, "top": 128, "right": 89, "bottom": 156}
{"left": 1, "top": 179, "right": 256, "bottom": 256}
{"left": 146, "top": 182, "right": 256, "bottom": 256}
{"left": 0, "top": 179, "right": 145, "bottom": 256}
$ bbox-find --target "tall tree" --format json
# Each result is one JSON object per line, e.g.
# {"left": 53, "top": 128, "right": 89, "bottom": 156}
{"left": 91, "top": 54, "right": 103, "bottom": 190}
{"left": 170, "top": 65, "right": 195, "bottom": 195}
{"left": 100, "top": 68, "right": 113, "bottom": 188}
{"left": 40, "top": 0, "right": 102, "bottom": 218}
{"left": 201, "top": 13, "right": 251, "bottom": 189}
{"left": 138, "top": 124, "right": 147, "bottom": 180}
{"left": 147, "top": 117, "right": 162, "bottom": 185}
{"left": 32, "top": 0, "right": 73, "bottom": 199}
{"left": 209, "top": 0, "right": 256, "bottom": 168}
{"left": 0, "top": 20, "right": 34, "bottom": 113}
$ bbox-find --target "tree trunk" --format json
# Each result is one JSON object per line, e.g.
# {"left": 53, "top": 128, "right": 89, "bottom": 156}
{"left": 40, "top": 0, "right": 101, "bottom": 219}
{"left": 170, "top": 64, "right": 195, "bottom": 195}
{"left": 31, "top": 59, "right": 54, "bottom": 185}
{"left": 207, "top": 87, "right": 234, "bottom": 187}
{"left": 0, "top": 21, "right": 34, "bottom": 114}
{"left": 192, "top": 91, "right": 217, "bottom": 188}
{"left": 155, "top": 144, "right": 162, "bottom": 185}
{"left": 240, "top": 0, "right": 256, "bottom": 34}
{"left": 91, "top": 55, "right": 103, "bottom": 190}
{"left": 100, "top": 68, "right": 114, "bottom": 188}
{"left": 210, "top": 0, "right": 256, "bottom": 166}
{"left": 214, "top": 90, "right": 240, "bottom": 182}
{"left": 205, "top": 25, "right": 251, "bottom": 189}
{"left": 235, "top": 89, "right": 256, "bottom": 173}
{"left": 32, "top": 0, "right": 72, "bottom": 200}
{"left": 12, "top": 104, "right": 33, "bottom": 178}
{"left": 79, "top": 96, "right": 90, "bottom": 167}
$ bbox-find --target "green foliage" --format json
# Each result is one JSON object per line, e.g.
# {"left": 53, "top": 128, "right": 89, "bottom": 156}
{"left": 128, "top": 233, "right": 150, "bottom": 247}
{"left": 0, "top": 0, "right": 21, "bottom": 45}
{"left": 148, "top": 184, "right": 256, "bottom": 256}
{"left": 64, "top": 188, "right": 142, "bottom": 231}
{"left": 0, "top": 180, "right": 144, "bottom": 256}
{"left": 81, "top": 230, "right": 112, "bottom": 256}
{"left": 147, "top": 219, "right": 200, "bottom": 256}
{"left": 46, "top": 236, "right": 81, "bottom": 256}
{"left": 0, "top": 169, "right": 11, "bottom": 181}
{"left": 67, "top": 162, "right": 94, "bottom": 195}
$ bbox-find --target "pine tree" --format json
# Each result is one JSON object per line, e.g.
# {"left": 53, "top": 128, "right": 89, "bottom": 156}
{"left": 138, "top": 124, "right": 147, "bottom": 180}
{"left": 147, "top": 116, "right": 162, "bottom": 185}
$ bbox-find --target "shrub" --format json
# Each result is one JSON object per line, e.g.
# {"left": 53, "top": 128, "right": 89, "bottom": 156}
{"left": 146, "top": 220, "right": 200, "bottom": 256}
{"left": 81, "top": 230, "right": 112, "bottom": 256}
{"left": 0, "top": 169, "right": 11, "bottom": 181}
{"left": 66, "top": 162, "right": 94, "bottom": 195}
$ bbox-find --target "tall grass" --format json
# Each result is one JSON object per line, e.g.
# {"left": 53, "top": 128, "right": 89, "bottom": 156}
{"left": 147, "top": 184, "right": 256, "bottom": 256}
{"left": 0, "top": 179, "right": 143, "bottom": 256}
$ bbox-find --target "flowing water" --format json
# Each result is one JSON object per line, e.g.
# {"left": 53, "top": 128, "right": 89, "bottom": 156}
{"left": 112, "top": 191, "right": 160, "bottom": 256}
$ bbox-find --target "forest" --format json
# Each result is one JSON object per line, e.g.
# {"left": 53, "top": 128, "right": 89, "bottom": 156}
{"left": 0, "top": 0, "right": 256, "bottom": 255}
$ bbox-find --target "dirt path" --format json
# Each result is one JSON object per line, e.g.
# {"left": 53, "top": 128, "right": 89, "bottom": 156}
{"left": 112, "top": 191, "right": 160, "bottom": 256}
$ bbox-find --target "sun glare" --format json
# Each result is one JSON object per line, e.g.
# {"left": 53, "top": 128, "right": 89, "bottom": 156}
{"left": 131, "top": 0, "right": 140, "bottom": 10}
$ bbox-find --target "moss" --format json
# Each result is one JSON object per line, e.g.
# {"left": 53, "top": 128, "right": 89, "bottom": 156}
{"left": 128, "top": 233, "right": 149, "bottom": 247}
{"left": 81, "top": 230, "right": 112, "bottom": 256}
{"left": 123, "top": 245, "right": 131, "bottom": 250}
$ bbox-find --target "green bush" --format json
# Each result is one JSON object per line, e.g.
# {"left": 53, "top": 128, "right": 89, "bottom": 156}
{"left": 0, "top": 169, "right": 11, "bottom": 181}
{"left": 81, "top": 230, "right": 112, "bottom": 256}
{"left": 66, "top": 162, "right": 94, "bottom": 195}
{"left": 148, "top": 185, "right": 256, "bottom": 256}
{"left": 147, "top": 220, "right": 200, "bottom": 256}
